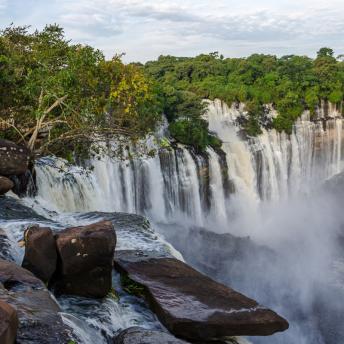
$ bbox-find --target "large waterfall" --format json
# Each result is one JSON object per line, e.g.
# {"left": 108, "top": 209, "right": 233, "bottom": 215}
{"left": 28, "top": 99, "right": 344, "bottom": 344}
{"left": 35, "top": 99, "right": 344, "bottom": 227}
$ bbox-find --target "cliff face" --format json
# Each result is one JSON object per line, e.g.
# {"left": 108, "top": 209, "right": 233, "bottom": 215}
{"left": 34, "top": 100, "right": 344, "bottom": 227}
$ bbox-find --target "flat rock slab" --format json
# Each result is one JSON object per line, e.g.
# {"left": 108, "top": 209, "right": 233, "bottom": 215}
{"left": 113, "top": 326, "right": 190, "bottom": 344}
{"left": 0, "top": 260, "right": 73, "bottom": 344}
{"left": 114, "top": 251, "right": 289, "bottom": 341}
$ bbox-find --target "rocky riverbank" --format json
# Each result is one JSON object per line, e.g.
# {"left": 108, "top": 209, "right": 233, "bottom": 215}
{"left": 0, "top": 139, "right": 289, "bottom": 343}
{"left": 0, "top": 195, "right": 289, "bottom": 344}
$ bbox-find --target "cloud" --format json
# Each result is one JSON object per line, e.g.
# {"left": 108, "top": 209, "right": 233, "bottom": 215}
{"left": 1, "top": 0, "right": 344, "bottom": 61}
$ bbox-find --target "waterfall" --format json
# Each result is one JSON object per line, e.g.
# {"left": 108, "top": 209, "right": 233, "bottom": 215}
{"left": 35, "top": 100, "right": 344, "bottom": 229}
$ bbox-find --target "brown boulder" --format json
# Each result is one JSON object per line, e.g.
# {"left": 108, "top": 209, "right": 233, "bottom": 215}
{"left": 0, "top": 177, "right": 14, "bottom": 195}
{"left": 0, "top": 260, "right": 72, "bottom": 343}
{"left": 53, "top": 220, "right": 117, "bottom": 298}
{"left": 0, "top": 140, "right": 30, "bottom": 177}
{"left": 113, "top": 326, "right": 190, "bottom": 344}
{"left": 22, "top": 226, "right": 57, "bottom": 283}
{"left": 114, "top": 251, "right": 289, "bottom": 342}
{"left": 0, "top": 300, "right": 18, "bottom": 344}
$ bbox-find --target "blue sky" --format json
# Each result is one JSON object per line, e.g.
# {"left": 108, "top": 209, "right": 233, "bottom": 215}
{"left": 1, "top": 0, "right": 343, "bottom": 62}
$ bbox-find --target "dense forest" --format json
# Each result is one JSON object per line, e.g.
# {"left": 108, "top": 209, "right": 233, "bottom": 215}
{"left": 1, "top": 24, "right": 344, "bottom": 158}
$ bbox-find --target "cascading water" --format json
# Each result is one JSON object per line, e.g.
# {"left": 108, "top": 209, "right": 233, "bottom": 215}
{"left": 30, "top": 99, "right": 344, "bottom": 344}
{"left": 35, "top": 99, "right": 344, "bottom": 227}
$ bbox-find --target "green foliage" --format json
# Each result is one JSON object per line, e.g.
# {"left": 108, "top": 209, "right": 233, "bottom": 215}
{"left": 144, "top": 48, "right": 344, "bottom": 136}
{"left": 1, "top": 23, "right": 343, "bottom": 155}
{"left": 0, "top": 24, "right": 161, "bottom": 158}
{"left": 120, "top": 274, "right": 145, "bottom": 297}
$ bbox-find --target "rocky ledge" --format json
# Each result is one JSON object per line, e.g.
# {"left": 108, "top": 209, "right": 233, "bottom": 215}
{"left": 114, "top": 250, "right": 289, "bottom": 342}
{"left": 0, "top": 139, "right": 32, "bottom": 196}
{"left": 113, "top": 326, "right": 189, "bottom": 344}
{"left": 0, "top": 260, "right": 73, "bottom": 343}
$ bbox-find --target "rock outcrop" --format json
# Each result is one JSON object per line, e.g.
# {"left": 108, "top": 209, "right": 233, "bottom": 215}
{"left": 0, "top": 140, "right": 30, "bottom": 177}
{"left": 0, "top": 260, "right": 72, "bottom": 343}
{"left": 0, "top": 177, "right": 14, "bottom": 195}
{"left": 115, "top": 251, "right": 289, "bottom": 342}
{"left": 0, "top": 139, "right": 33, "bottom": 196}
{"left": 0, "top": 300, "right": 18, "bottom": 344}
{"left": 113, "top": 327, "right": 190, "bottom": 344}
{"left": 53, "top": 220, "right": 117, "bottom": 298}
{"left": 22, "top": 226, "right": 57, "bottom": 283}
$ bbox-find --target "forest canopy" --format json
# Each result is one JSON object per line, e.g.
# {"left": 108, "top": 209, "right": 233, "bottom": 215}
{"left": 1, "top": 24, "right": 343, "bottom": 157}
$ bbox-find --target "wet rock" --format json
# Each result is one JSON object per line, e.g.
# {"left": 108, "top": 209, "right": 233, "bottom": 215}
{"left": 0, "top": 229, "right": 14, "bottom": 262}
{"left": 0, "top": 300, "right": 18, "bottom": 344}
{"left": 0, "top": 140, "right": 30, "bottom": 177}
{"left": 115, "top": 251, "right": 289, "bottom": 341}
{"left": 22, "top": 226, "right": 57, "bottom": 283}
{"left": 113, "top": 326, "right": 190, "bottom": 344}
{"left": 0, "top": 260, "right": 72, "bottom": 343}
{"left": 0, "top": 177, "right": 14, "bottom": 195}
{"left": 53, "top": 220, "right": 117, "bottom": 298}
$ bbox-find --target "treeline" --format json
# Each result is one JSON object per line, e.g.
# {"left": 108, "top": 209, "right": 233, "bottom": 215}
{"left": 1, "top": 24, "right": 343, "bottom": 158}
{"left": 144, "top": 49, "right": 344, "bottom": 137}
{"left": 0, "top": 25, "right": 161, "bottom": 159}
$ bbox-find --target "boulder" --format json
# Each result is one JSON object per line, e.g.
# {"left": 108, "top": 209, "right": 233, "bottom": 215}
{"left": 113, "top": 327, "right": 190, "bottom": 344}
{"left": 22, "top": 226, "right": 57, "bottom": 283}
{"left": 0, "top": 300, "right": 18, "bottom": 344}
{"left": 0, "top": 177, "right": 14, "bottom": 195}
{"left": 53, "top": 220, "right": 116, "bottom": 298}
{"left": 0, "top": 260, "right": 72, "bottom": 343}
{"left": 0, "top": 140, "right": 30, "bottom": 177}
{"left": 114, "top": 251, "right": 289, "bottom": 342}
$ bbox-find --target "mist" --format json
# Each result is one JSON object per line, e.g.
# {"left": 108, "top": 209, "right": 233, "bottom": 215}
{"left": 155, "top": 174, "right": 344, "bottom": 344}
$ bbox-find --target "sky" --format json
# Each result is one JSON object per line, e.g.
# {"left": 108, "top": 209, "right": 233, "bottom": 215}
{"left": 0, "top": 0, "right": 343, "bottom": 62}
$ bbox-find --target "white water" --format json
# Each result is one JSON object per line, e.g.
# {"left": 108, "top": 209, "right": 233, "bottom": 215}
{"left": 29, "top": 100, "right": 344, "bottom": 343}
{"left": 35, "top": 100, "right": 344, "bottom": 231}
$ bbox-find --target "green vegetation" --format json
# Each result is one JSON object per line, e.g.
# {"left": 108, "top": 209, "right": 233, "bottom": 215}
{"left": 0, "top": 24, "right": 161, "bottom": 159}
{"left": 1, "top": 23, "right": 343, "bottom": 156}
{"left": 144, "top": 50, "right": 344, "bottom": 136}
{"left": 120, "top": 274, "right": 146, "bottom": 298}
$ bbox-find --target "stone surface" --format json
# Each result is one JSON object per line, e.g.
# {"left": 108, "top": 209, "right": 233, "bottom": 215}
{"left": 53, "top": 220, "right": 117, "bottom": 298}
{"left": 0, "top": 300, "right": 18, "bottom": 344}
{"left": 0, "top": 177, "right": 14, "bottom": 195}
{"left": 0, "top": 260, "right": 72, "bottom": 343}
{"left": 22, "top": 226, "right": 57, "bottom": 283}
{"left": 0, "top": 229, "right": 13, "bottom": 262}
{"left": 114, "top": 251, "right": 289, "bottom": 341}
{"left": 113, "top": 326, "right": 190, "bottom": 344}
{"left": 0, "top": 140, "right": 30, "bottom": 177}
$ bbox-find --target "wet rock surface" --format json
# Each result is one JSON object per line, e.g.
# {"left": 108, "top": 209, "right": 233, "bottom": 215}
{"left": 0, "top": 229, "right": 14, "bottom": 262}
{"left": 0, "top": 300, "right": 18, "bottom": 344}
{"left": 53, "top": 220, "right": 117, "bottom": 298}
{"left": 113, "top": 326, "right": 190, "bottom": 344}
{"left": 114, "top": 250, "right": 289, "bottom": 341}
{"left": 22, "top": 226, "right": 57, "bottom": 283}
{"left": 0, "top": 177, "right": 14, "bottom": 195}
{"left": 0, "top": 196, "right": 49, "bottom": 222}
{"left": 0, "top": 260, "right": 72, "bottom": 344}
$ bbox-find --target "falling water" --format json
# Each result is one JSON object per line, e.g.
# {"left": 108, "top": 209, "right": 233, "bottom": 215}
{"left": 35, "top": 99, "right": 344, "bottom": 229}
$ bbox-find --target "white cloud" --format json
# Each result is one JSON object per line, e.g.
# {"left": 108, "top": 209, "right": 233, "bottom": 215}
{"left": 1, "top": 0, "right": 344, "bottom": 61}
